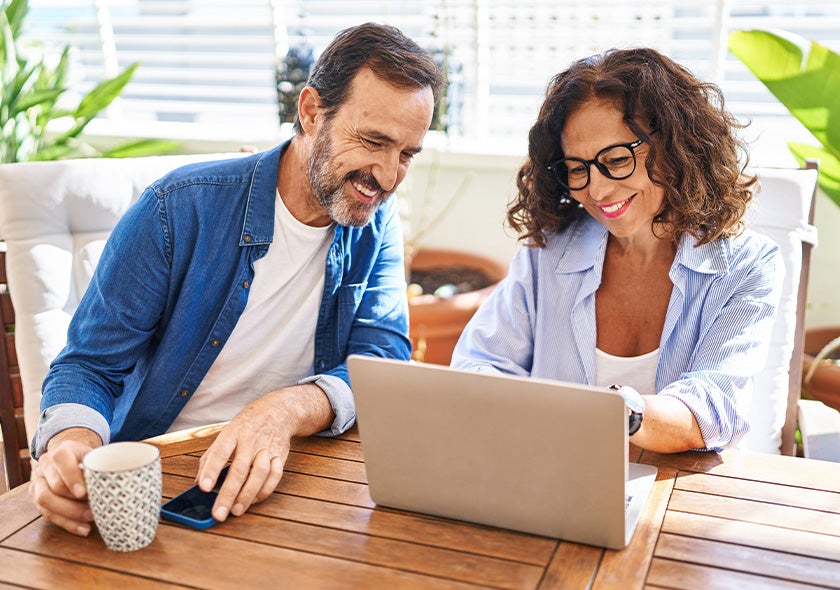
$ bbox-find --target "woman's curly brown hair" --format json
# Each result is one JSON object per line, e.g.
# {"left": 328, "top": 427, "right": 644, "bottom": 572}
{"left": 509, "top": 47, "right": 756, "bottom": 248}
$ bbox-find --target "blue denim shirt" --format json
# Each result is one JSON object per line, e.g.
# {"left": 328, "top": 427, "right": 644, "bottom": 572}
{"left": 32, "top": 141, "right": 410, "bottom": 457}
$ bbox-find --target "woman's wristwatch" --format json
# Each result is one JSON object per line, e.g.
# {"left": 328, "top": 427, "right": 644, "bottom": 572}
{"left": 609, "top": 384, "right": 645, "bottom": 436}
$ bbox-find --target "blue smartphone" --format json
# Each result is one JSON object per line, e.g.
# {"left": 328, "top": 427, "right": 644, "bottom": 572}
{"left": 160, "top": 465, "right": 230, "bottom": 530}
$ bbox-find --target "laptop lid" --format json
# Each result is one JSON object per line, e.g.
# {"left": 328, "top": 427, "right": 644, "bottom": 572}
{"left": 347, "top": 355, "right": 657, "bottom": 549}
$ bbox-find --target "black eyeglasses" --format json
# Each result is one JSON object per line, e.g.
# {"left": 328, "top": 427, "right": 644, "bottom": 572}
{"left": 547, "top": 138, "right": 645, "bottom": 191}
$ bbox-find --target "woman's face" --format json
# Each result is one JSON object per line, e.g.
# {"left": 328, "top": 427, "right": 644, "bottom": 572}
{"left": 560, "top": 100, "right": 664, "bottom": 242}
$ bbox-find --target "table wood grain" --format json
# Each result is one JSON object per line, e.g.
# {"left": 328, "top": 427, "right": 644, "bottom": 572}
{"left": 1, "top": 428, "right": 838, "bottom": 589}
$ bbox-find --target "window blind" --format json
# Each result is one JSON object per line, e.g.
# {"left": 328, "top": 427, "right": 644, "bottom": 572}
{"left": 21, "top": 0, "right": 840, "bottom": 151}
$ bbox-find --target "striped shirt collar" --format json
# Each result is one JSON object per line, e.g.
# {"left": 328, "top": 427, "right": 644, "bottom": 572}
{"left": 552, "top": 215, "right": 732, "bottom": 276}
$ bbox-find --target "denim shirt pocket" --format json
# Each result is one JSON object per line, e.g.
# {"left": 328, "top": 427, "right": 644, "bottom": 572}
{"left": 334, "top": 281, "right": 368, "bottom": 357}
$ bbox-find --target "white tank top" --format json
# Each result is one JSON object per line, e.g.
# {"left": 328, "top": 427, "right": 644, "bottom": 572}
{"left": 594, "top": 347, "right": 660, "bottom": 395}
{"left": 169, "top": 190, "right": 333, "bottom": 431}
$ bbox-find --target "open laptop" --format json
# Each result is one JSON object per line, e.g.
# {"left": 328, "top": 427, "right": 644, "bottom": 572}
{"left": 347, "top": 355, "right": 658, "bottom": 549}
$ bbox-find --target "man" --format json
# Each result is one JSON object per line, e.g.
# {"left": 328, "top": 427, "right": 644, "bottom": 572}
{"left": 29, "top": 22, "right": 443, "bottom": 536}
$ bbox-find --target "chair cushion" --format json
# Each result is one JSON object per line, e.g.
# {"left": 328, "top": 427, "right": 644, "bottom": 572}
{"left": 743, "top": 167, "right": 818, "bottom": 453}
{"left": 0, "top": 154, "right": 245, "bottom": 441}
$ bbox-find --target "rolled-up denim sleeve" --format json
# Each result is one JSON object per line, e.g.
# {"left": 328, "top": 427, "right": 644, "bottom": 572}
{"left": 30, "top": 403, "right": 111, "bottom": 459}
{"left": 297, "top": 373, "right": 355, "bottom": 436}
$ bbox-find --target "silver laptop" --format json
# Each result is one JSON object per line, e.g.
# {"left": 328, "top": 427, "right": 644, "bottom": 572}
{"left": 347, "top": 355, "right": 658, "bottom": 549}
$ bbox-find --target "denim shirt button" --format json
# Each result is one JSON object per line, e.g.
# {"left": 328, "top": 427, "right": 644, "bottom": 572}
{"left": 180, "top": 390, "right": 190, "bottom": 398}
{"left": 243, "top": 280, "right": 250, "bottom": 289}
{"left": 317, "top": 360, "right": 326, "bottom": 370}
{"left": 243, "top": 235, "right": 252, "bottom": 243}
{"left": 210, "top": 338, "right": 220, "bottom": 347}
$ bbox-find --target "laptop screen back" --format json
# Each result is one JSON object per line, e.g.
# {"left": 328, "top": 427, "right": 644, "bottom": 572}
{"left": 348, "top": 355, "right": 655, "bottom": 549}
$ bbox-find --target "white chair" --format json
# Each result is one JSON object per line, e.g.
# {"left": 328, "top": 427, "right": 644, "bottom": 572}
{"left": 745, "top": 161, "right": 840, "bottom": 460}
{"left": 0, "top": 153, "right": 244, "bottom": 469}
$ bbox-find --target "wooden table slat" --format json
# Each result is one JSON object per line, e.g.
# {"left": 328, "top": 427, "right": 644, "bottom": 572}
{"left": 3, "top": 521, "right": 492, "bottom": 590}
{"left": 661, "top": 510, "right": 840, "bottom": 562}
{"left": 538, "top": 542, "right": 603, "bottom": 589}
{"left": 291, "top": 436, "right": 364, "bottom": 461}
{"left": 0, "top": 546, "right": 191, "bottom": 589}
{"left": 655, "top": 532, "right": 840, "bottom": 588}
{"left": 335, "top": 429, "right": 361, "bottom": 443}
{"left": 251, "top": 491, "right": 557, "bottom": 565}
{"left": 647, "top": 557, "right": 827, "bottom": 590}
{"left": 192, "top": 511, "right": 546, "bottom": 590}
{"left": 162, "top": 449, "right": 368, "bottom": 485}
{"left": 593, "top": 468, "right": 677, "bottom": 589}
{"left": 0, "top": 485, "right": 39, "bottom": 541}
{"left": 668, "top": 488, "right": 840, "bottom": 537}
{"left": 675, "top": 471, "right": 840, "bottom": 514}
{"left": 641, "top": 450, "right": 840, "bottom": 493}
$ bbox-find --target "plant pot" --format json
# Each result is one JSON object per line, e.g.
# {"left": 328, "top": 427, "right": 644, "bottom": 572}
{"left": 802, "top": 326, "right": 840, "bottom": 413}
{"left": 407, "top": 248, "right": 507, "bottom": 365}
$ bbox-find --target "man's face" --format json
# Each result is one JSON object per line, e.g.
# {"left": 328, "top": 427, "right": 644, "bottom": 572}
{"left": 306, "top": 67, "right": 435, "bottom": 227}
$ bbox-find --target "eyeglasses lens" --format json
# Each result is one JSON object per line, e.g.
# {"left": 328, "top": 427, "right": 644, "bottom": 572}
{"left": 555, "top": 144, "right": 637, "bottom": 190}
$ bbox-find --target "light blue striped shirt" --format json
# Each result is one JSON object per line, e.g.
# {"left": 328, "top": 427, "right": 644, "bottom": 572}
{"left": 451, "top": 215, "right": 783, "bottom": 450}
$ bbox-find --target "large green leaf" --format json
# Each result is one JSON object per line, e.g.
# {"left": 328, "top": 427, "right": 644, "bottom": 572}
{"left": 12, "top": 86, "right": 63, "bottom": 113}
{"left": 1, "top": 8, "right": 17, "bottom": 83}
{"left": 788, "top": 141, "right": 840, "bottom": 209}
{"left": 30, "top": 142, "right": 74, "bottom": 161}
{"left": 100, "top": 138, "right": 181, "bottom": 158}
{"left": 7, "top": 60, "right": 39, "bottom": 111}
{"left": 728, "top": 30, "right": 840, "bottom": 164}
{"left": 3, "top": 0, "right": 27, "bottom": 39}
{"left": 74, "top": 62, "right": 139, "bottom": 120}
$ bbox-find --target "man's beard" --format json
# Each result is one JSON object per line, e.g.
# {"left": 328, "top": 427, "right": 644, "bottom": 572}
{"left": 307, "top": 125, "right": 387, "bottom": 228}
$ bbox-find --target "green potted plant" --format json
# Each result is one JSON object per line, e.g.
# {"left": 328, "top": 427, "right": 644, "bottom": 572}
{"left": 729, "top": 29, "right": 840, "bottom": 411}
{"left": 1, "top": 0, "right": 178, "bottom": 163}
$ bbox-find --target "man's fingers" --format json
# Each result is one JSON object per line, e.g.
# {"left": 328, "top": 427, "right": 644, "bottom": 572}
{"left": 30, "top": 474, "right": 94, "bottom": 536}
{"left": 38, "top": 507, "right": 92, "bottom": 537}
{"left": 42, "top": 445, "right": 89, "bottom": 499}
{"left": 210, "top": 449, "right": 287, "bottom": 520}
{"left": 254, "top": 456, "right": 285, "bottom": 503}
{"left": 197, "top": 431, "right": 238, "bottom": 491}
{"left": 211, "top": 458, "right": 252, "bottom": 522}
{"left": 230, "top": 449, "right": 272, "bottom": 516}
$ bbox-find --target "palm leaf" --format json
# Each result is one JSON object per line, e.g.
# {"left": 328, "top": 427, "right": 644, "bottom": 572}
{"left": 728, "top": 29, "right": 840, "bottom": 204}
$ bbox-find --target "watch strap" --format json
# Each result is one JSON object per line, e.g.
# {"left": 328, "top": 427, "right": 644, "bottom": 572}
{"left": 608, "top": 384, "right": 645, "bottom": 436}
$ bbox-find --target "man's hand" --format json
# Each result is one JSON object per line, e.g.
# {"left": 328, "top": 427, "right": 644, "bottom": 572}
{"left": 28, "top": 428, "right": 103, "bottom": 536}
{"left": 196, "top": 383, "right": 334, "bottom": 521}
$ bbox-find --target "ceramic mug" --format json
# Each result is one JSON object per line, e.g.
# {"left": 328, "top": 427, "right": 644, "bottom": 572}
{"left": 82, "top": 442, "right": 162, "bottom": 551}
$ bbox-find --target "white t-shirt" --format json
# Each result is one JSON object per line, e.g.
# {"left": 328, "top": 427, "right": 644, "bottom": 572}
{"left": 594, "top": 347, "right": 660, "bottom": 396}
{"left": 169, "top": 190, "right": 333, "bottom": 431}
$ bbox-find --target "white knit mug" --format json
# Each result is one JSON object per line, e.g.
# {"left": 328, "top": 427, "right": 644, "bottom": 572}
{"left": 82, "top": 442, "right": 162, "bottom": 552}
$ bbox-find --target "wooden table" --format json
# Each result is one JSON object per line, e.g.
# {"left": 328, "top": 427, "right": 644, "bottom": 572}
{"left": 1, "top": 426, "right": 838, "bottom": 589}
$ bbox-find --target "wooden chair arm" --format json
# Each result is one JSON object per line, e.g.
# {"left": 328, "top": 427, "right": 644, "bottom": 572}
{"left": 143, "top": 422, "right": 228, "bottom": 458}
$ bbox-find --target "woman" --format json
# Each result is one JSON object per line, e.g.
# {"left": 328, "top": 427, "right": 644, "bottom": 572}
{"left": 451, "top": 48, "right": 782, "bottom": 453}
